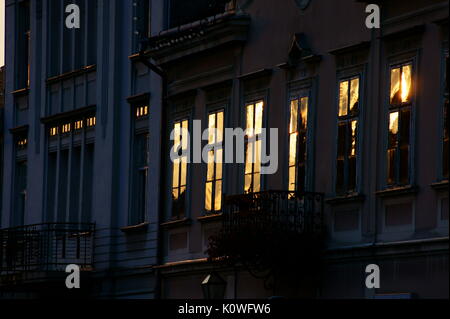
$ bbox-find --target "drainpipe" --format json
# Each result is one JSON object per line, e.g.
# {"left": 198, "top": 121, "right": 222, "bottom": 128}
{"left": 138, "top": 46, "right": 167, "bottom": 300}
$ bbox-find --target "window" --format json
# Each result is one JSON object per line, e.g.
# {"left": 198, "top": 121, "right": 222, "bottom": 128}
{"left": 13, "top": 161, "right": 27, "bottom": 226}
{"left": 45, "top": 115, "right": 95, "bottom": 223}
{"left": 171, "top": 119, "right": 189, "bottom": 218}
{"left": 288, "top": 96, "right": 308, "bottom": 192}
{"left": 17, "top": 0, "right": 30, "bottom": 88}
{"left": 387, "top": 63, "right": 413, "bottom": 186}
{"left": 204, "top": 110, "right": 224, "bottom": 213}
{"left": 335, "top": 77, "right": 360, "bottom": 194}
{"left": 244, "top": 101, "right": 264, "bottom": 193}
{"left": 136, "top": 105, "right": 149, "bottom": 118}
{"left": 133, "top": 0, "right": 151, "bottom": 51}
{"left": 131, "top": 133, "right": 149, "bottom": 224}
{"left": 442, "top": 53, "right": 449, "bottom": 180}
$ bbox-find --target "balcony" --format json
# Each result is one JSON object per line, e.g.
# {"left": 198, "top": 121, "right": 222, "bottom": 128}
{"left": 207, "top": 191, "right": 325, "bottom": 282}
{"left": 0, "top": 223, "right": 95, "bottom": 285}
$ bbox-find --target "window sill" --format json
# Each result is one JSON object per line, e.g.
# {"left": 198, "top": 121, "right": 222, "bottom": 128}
{"left": 375, "top": 185, "right": 418, "bottom": 198}
{"left": 160, "top": 218, "right": 191, "bottom": 230}
{"left": 325, "top": 193, "right": 365, "bottom": 205}
{"left": 197, "top": 213, "right": 223, "bottom": 223}
{"left": 430, "top": 180, "right": 449, "bottom": 192}
{"left": 120, "top": 222, "right": 150, "bottom": 234}
{"left": 12, "top": 87, "right": 30, "bottom": 97}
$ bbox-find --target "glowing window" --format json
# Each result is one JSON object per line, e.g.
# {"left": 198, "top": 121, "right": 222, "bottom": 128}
{"left": 62, "top": 123, "right": 71, "bottom": 134}
{"left": 136, "top": 105, "right": 149, "bottom": 118}
{"left": 390, "top": 64, "right": 412, "bottom": 105}
{"left": 74, "top": 120, "right": 83, "bottom": 130}
{"left": 86, "top": 117, "right": 96, "bottom": 128}
{"left": 172, "top": 119, "right": 189, "bottom": 218}
{"left": 244, "top": 101, "right": 264, "bottom": 193}
{"left": 49, "top": 127, "right": 59, "bottom": 136}
{"left": 204, "top": 110, "right": 224, "bottom": 213}
{"left": 288, "top": 97, "right": 308, "bottom": 192}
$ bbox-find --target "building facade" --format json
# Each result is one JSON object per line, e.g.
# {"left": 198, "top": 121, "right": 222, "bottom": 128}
{"left": 0, "top": 0, "right": 449, "bottom": 299}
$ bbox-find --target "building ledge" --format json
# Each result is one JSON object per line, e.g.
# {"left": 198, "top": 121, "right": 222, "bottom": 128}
{"left": 375, "top": 185, "right": 418, "bottom": 198}
{"left": 11, "top": 87, "right": 29, "bottom": 97}
{"left": 40, "top": 105, "right": 96, "bottom": 124}
{"left": 160, "top": 218, "right": 192, "bottom": 230}
{"left": 430, "top": 180, "right": 449, "bottom": 192}
{"left": 197, "top": 213, "right": 223, "bottom": 223}
{"left": 142, "top": 13, "right": 251, "bottom": 65}
{"left": 46, "top": 65, "right": 96, "bottom": 85}
{"left": 120, "top": 222, "right": 150, "bottom": 234}
{"left": 325, "top": 193, "right": 365, "bottom": 205}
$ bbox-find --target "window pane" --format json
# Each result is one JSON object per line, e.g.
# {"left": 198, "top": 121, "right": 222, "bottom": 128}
{"left": 246, "top": 104, "right": 254, "bottom": 136}
{"left": 399, "top": 145, "right": 409, "bottom": 185}
{"left": 300, "top": 97, "right": 308, "bottom": 130}
{"left": 214, "top": 180, "right": 222, "bottom": 211}
{"left": 401, "top": 64, "right": 412, "bottom": 103}
{"left": 289, "top": 134, "right": 297, "bottom": 166}
{"left": 172, "top": 158, "right": 180, "bottom": 188}
{"left": 181, "top": 120, "right": 189, "bottom": 150}
{"left": 387, "top": 149, "right": 396, "bottom": 185}
{"left": 205, "top": 182, "right": 212, "bottom": 211}
{"left": 390, "top": 67, "right": 401, "bottom": 105}
{"left": 253, "top": 171, "right": 261, "bottom": 193}
{"left": 217, "top": 111, "right": 224, "bottom": 143}
{"left": 174, "top": 122, "right": 181, "bottom": 151}
{"left": 350, "top": 78, "right": 359, "bottom": 113}
{"left": 207, "top": 150, "right": 215, "bottom": 181}
{"left": 244, "top": 174, "right": 252, "bottom": 193}
{"left": 389, "top": 112, "right": 399, "bottom": 148}
{"left": 216, "top": 149, "right": 223, "bottom": 180}
{"left": 255, "top": 101, "right": 264, "bottom": 135}
{"left": 339, "top": 80, "right": 349, "bottom": 116}
{"left": 255, "top": 139, "right": 261, "bottom": 174}
{"left": 337, "top": 123, "right": 346, "bottom": 158}
{"left": 350, "top": 120, "right": 358, "bottom": 157}
{"left": 348, "top": 156, "right": 356, "bottom": 192}
{"left": 245, "top": 142, "right": 254, "bottom": 174}
{"left": 180, "top": 157, "right": 187, "bottom": 186}
{"left": 208, "top": 113, "right": 216, "bottom": 144}
{"left": 400, "top": 109, "right": 410, "bottom": 146}
{"left": 288, "top": 166, "right": 296, "bottom": 191}
{"left": 289, "top": 100, "right": 298, "bottom": 134}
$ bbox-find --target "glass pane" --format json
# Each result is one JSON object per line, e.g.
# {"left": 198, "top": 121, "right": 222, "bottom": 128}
{"left": 339, "top": 80, "right": 349, "bottom": 116}
{"left": 389, "top": 112, "right": 399, "bottom": 148}
{"left": 182, "top": 120, "right": 189, "bottom": 150}
{"left": 350, "top": 120, "right": 358, "bottom": 157}
{"left": 289, "top": 100, "right": 298, "bottom": 134}
{"left": 399, "top": 145, "right": 409, "bottom": 185}
{"left": 244, "top": 174, "right": 252, "bottom": 193}
{"left": 208, "top": 113, "right": 216, "bottom": 144}
{"left": 174, "top": 122, "right": 181, "bottom": 152}
{"left": 337, "top": 123, "right": 346, "bottom": 158}
{"left": 288, "top": 166, "right": 296, "bottom": 191}
{"left": 401, "top": 64, "right": 412, "bottom": 103}
{"left": 348, "top": 156, "right": 356, "bottom": 192}
{"left": 400, "top": 109, "right": 410, "bottom": 146}
{"left": 214, "top": 181, "right": 222, "bottom": 211}
{"left": 246, "top": 104, "right": 254, "bottom": 136}
{"left": 172, "top": 158, "right": 180, "bottom": 188}
{"left": 205, "top": 182, "right": 212, "bottom": 211}
{"left": 253, "top": 172, "right": 261, "bottom": 193}
{"left": 300, "top": 97, "right": 308, "bottom": 130}
{"left": 245, "top": 142, "right": 254, "bottom": 174}
{"left": 255, "top": 101, "right": 264, "bottom": 135}
{"left": 217, "top": 111, "right": 224, "bottom": 143}
{"left": 349, "top": 78, "right": 359, "bottom": 113}
{"left": 172, "top": 188, "right": 179, "bottom": 200}
{"left": 390, "top": 67, "right": 401, "bottom": 105}
{"left": 387, "top": 149, "right": 396, "bottom": 185}
{"left": 216, "top": 149, "right": 223, "bottom": 179}
{"left": 180, "top": 157, "right": 187, "bottom": 186}
{"left": 255, "top": 139, "right": 261, "bottom": 174}
{"left": 289, "top": 134, "right": 297, "bottom": 166}
{"left": 207, "top": 150, "right": 215, "bottom": 181}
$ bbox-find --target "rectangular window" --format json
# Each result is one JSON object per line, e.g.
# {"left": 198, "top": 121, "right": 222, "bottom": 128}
{"left": 133, "top": 0, "right": 151, "bottom": 51}
{"left": 13, "top": 161, "right": 27, "bottom": 226}
{"left": 336, "top": 77, "right": 359, "bottom": 194}
{"left": 244, "top": 101, "right": 264, "bottom": 193}
{"left": 387, "top": 63, "right": 413, "bottom": 186}
{"left": 204, "top": 110, "right": 224, "bottom": 213}
{"left": 288, "top": 97, "right": 308, "bottom": 192}
{"left": 442, "top": 53, "right": 449, "bottom": 180}
{"left": 17, "top": 0, "right": 30, "bottom": 88}
{"left": 132, "top": 133, "right": 149, "bottom": 224}
{"left": 172, "top": 119, "right": 189, "bottom": 218}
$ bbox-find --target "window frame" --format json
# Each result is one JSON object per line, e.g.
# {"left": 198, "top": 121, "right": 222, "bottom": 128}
{"left": 334, "top": 75, "right": 362, "bottom": 195}
{"left": 384, "top": 58, "right": 417, "bottom": 188}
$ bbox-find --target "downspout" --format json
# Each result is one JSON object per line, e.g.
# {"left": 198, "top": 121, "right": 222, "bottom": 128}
{"left": 138, "top": 48, "right": 167, "bottom": 300}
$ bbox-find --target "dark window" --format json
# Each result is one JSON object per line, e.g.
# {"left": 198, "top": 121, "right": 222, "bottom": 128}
{"left": 443, "top": 53, "right": 449, "bottom": 180}
{"left": 288, "top": 96, "right": 308, "bottom": 192}
{"left": 17, "top": 0, "right": 30, "bottom": 88}
{"left": 336, "top": 77, "right": 360, "bottom": 194}
{"left": 387, "top": 63, "right": 413, "bottom": 186}
{"left": 13, "top": 161, "right": 27, "bottom": 226}
{"left": 131, "top": 133, "right": 149, "bottom": 225}
{"left": 133, "top": 0, "right": 151, "bottom": 52}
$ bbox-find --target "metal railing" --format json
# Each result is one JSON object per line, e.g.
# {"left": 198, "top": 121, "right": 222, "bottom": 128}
{"left": 0, "top": 223, "right": 95, "bottom": 275}
{"left": 223, "top": 191, "right": 324, "bottom": 235}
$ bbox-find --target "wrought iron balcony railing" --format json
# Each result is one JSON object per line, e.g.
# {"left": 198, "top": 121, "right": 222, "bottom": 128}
{"left": 223, "top": 191, "right": 324, "bottom": 235}
{"left": 0, "top": 223, "right": 95, "bottom": 275}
